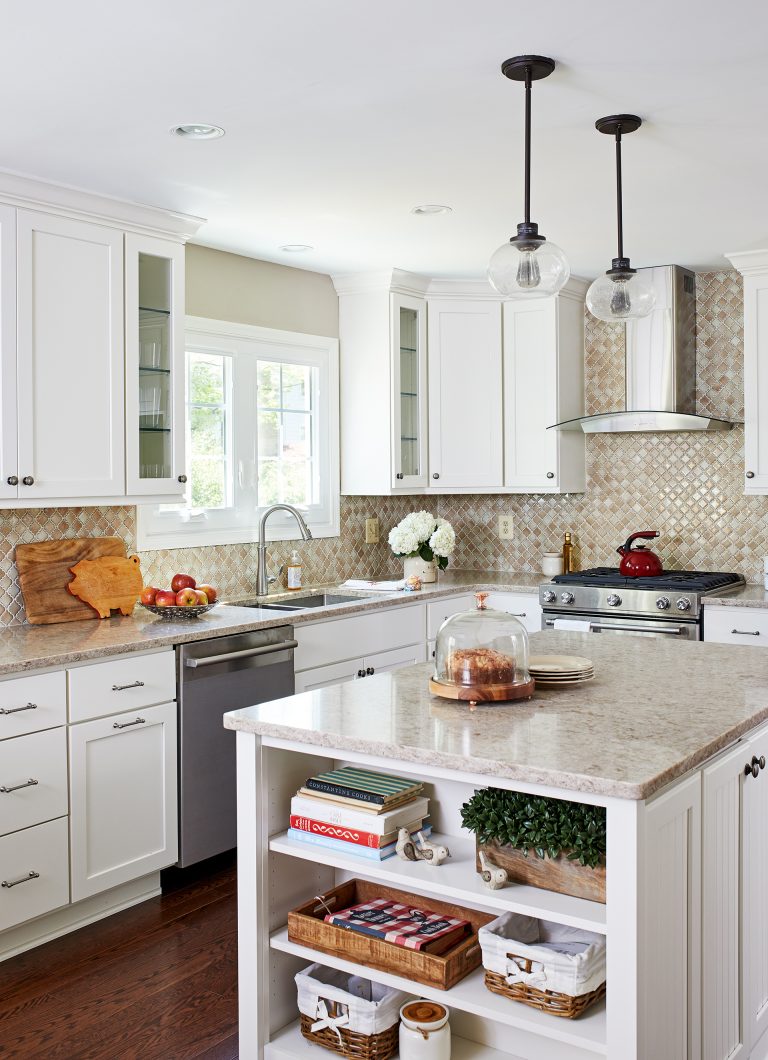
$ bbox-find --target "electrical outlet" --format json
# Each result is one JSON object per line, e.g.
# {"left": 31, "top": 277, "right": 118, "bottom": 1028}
{"left": 498, "top": 513, "right": 514, "bottom": 540}
{"left": 365, "top": 518, "right": 380, "bottom": 544}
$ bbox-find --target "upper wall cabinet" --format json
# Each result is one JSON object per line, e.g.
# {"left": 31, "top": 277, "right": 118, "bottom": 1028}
{"left": 0, "top": 172, "right": 202, "bottom": 508}
{"left": 727, "top": 249, "right": 768, "bottom": 494}
{"left": 503, "top": 280, "right": 587, "bottom": 493}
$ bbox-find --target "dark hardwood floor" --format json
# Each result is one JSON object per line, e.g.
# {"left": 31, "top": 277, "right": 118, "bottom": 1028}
{"left": 0, "top": 853, "right": 238, "bottom": 1060}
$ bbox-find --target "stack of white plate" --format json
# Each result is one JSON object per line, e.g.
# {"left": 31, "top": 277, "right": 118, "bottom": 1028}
{"left": 529, "top": 654, "right": 594, "bottom": 686}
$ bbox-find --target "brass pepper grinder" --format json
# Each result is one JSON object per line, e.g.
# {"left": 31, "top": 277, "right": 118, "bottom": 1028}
{"left": 562, "top": 531, "right": 575, "bottom": 574}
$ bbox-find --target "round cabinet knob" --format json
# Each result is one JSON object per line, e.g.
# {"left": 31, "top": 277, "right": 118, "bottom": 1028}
{"left": 746, "top": 471, "right": 755, "bottom": 479}
{"left": 6, "top": 476, "right": 17, "bottom": 486}
{"left": 432, "top": 473, "right": 440, "bottom": 480}
{"left": 178, "top": 474, "right": 187, "bottom": 484}
{"left": 656, "top": 596, "right": 671, "bottom": 610}
{"left": 676, "top": 598, "right": 692, "bottom": 612}
{"left": 366, "top": 666, "right": 374, "bottom": 676}
{"left": 760, "top": 756, "right": 766, "bottom": 770}
{"left": 607, "top": 594, "right": 622, "bottom": 607}
{"left": 21, "top": 476, "right": 34, "bottom": 486}
{"left": 356, "top": 669, "right": 366, "bottom": 678}
{"left": 542, "top": 590, "right": 556, "bottom": 604}
{"left": 546, "top": 472, "right": 555, "bottom": 479}
{"left": 560, "top": 592, "right": 575, "bottom": 605}
{"left": 396, "top": 473, "right": 404, "bottom": 480}
{"left": 746, "top": 756, "right": 761, "bottom": 779}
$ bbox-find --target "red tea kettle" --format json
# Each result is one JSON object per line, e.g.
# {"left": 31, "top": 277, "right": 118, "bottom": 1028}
{"left": 616, "top": 531, "right": 664, "bottom": 577}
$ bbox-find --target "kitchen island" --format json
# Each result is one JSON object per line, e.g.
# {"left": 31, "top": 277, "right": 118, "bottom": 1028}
{"left": 225, "top": 631, "right": 768, "bottom": 1060}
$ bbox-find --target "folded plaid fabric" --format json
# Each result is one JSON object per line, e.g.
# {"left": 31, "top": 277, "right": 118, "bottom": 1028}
{"left": 325, "top": 898, "right": 469, "bottom": 951}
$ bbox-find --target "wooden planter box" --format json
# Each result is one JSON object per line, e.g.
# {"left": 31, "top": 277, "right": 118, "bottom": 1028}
{"left": 476, "top": 839, "right": 606, "bottom": 904}
{"left": 288, "top": 878, "right": 494, "bottom": 990}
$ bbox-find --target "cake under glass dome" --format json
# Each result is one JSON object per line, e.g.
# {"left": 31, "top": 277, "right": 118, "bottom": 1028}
{"left": 429, "top": 592, "right": 534, "bottom": 705}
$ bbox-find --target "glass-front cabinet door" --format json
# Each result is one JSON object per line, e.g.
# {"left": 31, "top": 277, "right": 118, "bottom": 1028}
{"left": 391, "top": 293, "right": 427, "bottom": 489}
{"left": 125, "top": 233, "right": 186, "bottom": 496}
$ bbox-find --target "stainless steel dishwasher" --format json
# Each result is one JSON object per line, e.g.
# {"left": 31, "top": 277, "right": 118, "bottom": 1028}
{"left": 176, "top": 626, "right": 296, "bottom": 867}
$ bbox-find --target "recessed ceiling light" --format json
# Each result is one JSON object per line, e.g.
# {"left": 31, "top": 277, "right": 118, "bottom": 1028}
{"left": 170, "top": 123, "right": 225, "bottom": 140}
{"left": 279, "top": 244, "right": 314, "bottom": 253}
{"left": 411, "top": 204, "right": 453, "bottom": 215}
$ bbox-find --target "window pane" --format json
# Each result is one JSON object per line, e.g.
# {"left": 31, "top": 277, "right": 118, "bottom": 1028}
{"left": 186, "top": 349, "right": 231, "bottom": 512}
{"left": 282, "top": 363, "right": 311, "bottom": 410}
{"left": 281, "top": 459, "right": 311, "bottom": 506}
{"left": 189, "top": 354, "right": 224, "bottom": 405}
{"left": 190, "top": 406, "right": 225, "bottom": 457}
{"left": 281, "top": 411, "right": 310, "bottom": 460}
{"left": 191, "top": 457, "right": 226, "bottom": 508}
{"left": 258, "top": 410, "right": 280, "bottom": 458}
{"left": 257, "top": 459, "right": 279, "bottom": 506}
{"left": 257, "top": 362, "right": 280, "bottom": 408}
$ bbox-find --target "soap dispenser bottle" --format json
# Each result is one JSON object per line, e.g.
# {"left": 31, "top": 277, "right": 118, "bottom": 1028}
{"left": 287, "top": 549, "right": 303, "bottom": 590}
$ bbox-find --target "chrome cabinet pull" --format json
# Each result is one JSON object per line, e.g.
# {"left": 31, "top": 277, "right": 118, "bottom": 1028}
{"left": 507, "top": 612, "right": 527, "bottom": 618}
{"left": 111, "top": 681, "right": 145, "bottom": 691}
{"left": 366, "top": 666, "right": 374, "bottom": 676}
{"left": 6, "top": 476, "right": 17, "bottom": 486}
{"left": 184, "top": 640, "right": 298, "bottom": 668}
{"left": 746, "top": 756, "right": 761, "bottom": 779}
{"left": 356, "top": 669, "right": 365, "bottom": 678}
{"left": 546, "top": 472, "right": 555, "bottom": 479}
{"left": 746, "top": 471, "right": 755, "bottom": 479}
{"left": 113, "top": 717, "right": 146, "bottom": 729}
{"left": 21, "top": 476, "right": 34, "bottom": 486}
{"left": 178, "top": 474, "right": 188, "bottom": 483}
{"left": 0, "top": 702, "right": 37, "bottom": 715}
{"left": 0, "top": 778, "right": 38, "bottom": 793}
{"left": 2, "top": 871, "right": 39, "bottom": 889}
{"left": 731, "top": 629, "right": 760, "bottom": 636}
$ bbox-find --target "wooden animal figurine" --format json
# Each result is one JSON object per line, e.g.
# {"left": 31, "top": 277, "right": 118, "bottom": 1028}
{"left": 478, "top": 849, "right": 508, "bottom": 890}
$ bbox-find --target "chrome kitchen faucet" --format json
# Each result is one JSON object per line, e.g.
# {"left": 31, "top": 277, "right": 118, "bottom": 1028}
{"left": 256, "top": 504, "right": 312, "bottom": 596}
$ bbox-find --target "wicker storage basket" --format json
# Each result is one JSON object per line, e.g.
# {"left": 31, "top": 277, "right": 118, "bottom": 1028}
{"left": 295, "top": 963, "right": 409, "bottom": 1059}
{"left": 479, "top": 911, "right": 606, "bottom": 1020}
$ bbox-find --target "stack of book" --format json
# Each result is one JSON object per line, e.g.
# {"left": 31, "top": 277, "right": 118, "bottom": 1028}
{"left": 288, "top": 766, "right": 430, "bottom": 861}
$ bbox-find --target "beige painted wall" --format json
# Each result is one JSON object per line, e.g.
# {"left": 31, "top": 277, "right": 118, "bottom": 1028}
{"left": 185, "top": 244, "right": 338, "bottom": 337}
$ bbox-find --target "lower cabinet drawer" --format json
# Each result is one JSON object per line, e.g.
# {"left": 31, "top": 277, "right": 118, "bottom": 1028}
{"left": 704, "top": 607, "right": 768, "bottom": 645}
{"left": 0, "top": 670, "right": 66, "bottom": 740}
{"left": 0, "top": 728, "right": 68, "bottom": 837}
{"left": 0, "top": 817, "right": 69, "bottom": 931}
{"left": 68, "top": 649, "right": 176, "bottom": 723}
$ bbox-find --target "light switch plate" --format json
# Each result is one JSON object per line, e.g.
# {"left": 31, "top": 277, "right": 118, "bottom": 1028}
{"left": 365, "top": 518, "right": 380, "bottom": 544}
{"left": 498, "top": 514, "right": 514, "bottom": 540}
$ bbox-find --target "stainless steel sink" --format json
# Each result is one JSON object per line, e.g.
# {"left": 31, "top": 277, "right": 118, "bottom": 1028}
{"left": 245, "top": 592, "right": 374, "bottom": 612}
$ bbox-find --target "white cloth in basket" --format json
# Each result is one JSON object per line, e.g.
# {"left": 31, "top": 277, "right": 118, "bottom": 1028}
{"left": 295, "top": 963, "right": 409, "bottom": 1037}
{"left": 479, "top": 912, "right": 606, "bottom": 998}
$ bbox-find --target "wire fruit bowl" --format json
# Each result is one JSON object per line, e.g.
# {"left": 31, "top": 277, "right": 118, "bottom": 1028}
{"left": 139, "top": 602, "right": 218, "bottom": 621}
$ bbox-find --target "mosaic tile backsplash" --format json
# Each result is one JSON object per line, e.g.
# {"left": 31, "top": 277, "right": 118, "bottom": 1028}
{"left": 0, "top": 269, "right": 763, "bottom": 626}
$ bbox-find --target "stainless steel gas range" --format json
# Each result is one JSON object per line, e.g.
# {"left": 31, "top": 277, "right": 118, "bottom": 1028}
{"left": 539, "top": 568, "right": 745, "bottom": 640}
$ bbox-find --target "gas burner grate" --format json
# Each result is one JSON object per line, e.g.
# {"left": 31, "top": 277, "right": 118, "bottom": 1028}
{"left": 552, "top": 568, "right": 744, "bottom": 592}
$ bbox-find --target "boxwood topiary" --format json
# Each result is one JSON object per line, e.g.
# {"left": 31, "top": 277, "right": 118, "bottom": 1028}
{"left": 460, "top": 787, "right": 606, "bottom": 868}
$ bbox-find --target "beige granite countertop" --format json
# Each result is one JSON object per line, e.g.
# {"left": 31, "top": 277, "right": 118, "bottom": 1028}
{"left": 704, "top": 583, "right": 768, "bottom": 608}
{"left": 224, "top": 630, "right": 768, "bottom": 801}
{"left": 0, "top": 571, "right": 541, "bottom": 676}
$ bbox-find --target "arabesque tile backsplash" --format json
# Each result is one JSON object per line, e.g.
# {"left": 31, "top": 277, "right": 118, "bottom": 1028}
{"left": 0, "top": 269, "right": 763, "bottom": 627}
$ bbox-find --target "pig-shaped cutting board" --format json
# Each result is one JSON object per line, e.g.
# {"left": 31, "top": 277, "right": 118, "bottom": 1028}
{"left": 67, "top": 554, "right": 143, "bottom": 619}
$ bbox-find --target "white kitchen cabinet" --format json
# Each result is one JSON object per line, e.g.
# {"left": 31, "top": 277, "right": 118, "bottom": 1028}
{"left": 503, "top": 282, "right": 587, "bottom": 493}
{"left": 726, "top": 249, "right": 768, "bottom": 493}
{"left": 294, "top": 604, "right": 426, "bottom": 673}
{"left": 427, "top": 298, "right": 503, "bottom": 490}
{"left": 16, "top": 210, "right": 125, "bottom": 500}
{"left": 335, "top": 271, "right": 429, "bottom": 494}
{"left": 125, "top": 233, "right": 186, "bottom": 497}
{"left": 485, "top": 591, "right": 543, "bottom": 633}
{"left": 0, "top": 817, "right": 69, "bottom": 933}
{"left": 0, "top": 727, "right": 68, "bottom": 837}
{"left": 702, "top": 726, "right": 768, "bottom": 1058}
{"left": 69, "top": 700, "right": 177, "bottom": 901}
{"left": 0, "top": 205, "right": 16, "bottom": 501}
{"left": 295, "top": 643, "right": 427, "bottom": 693}
{"left": 703, "top": 605, "right": 768, "bottom": 645}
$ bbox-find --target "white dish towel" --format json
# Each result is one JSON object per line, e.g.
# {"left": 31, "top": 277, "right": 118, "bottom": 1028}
{"left": 339, "top": 579, "right": 405, "bottom": 592}
{"left": 553, "top": 618, "right": 593, "bottom": 633}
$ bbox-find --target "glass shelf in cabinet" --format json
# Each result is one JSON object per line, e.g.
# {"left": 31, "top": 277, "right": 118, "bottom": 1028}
{"left": 139, "top": 305, "right": 171, "bottom": 316}
{"left": 139, "top": 426, "right": 172, "bottom": 433}
{"left": 139, "top": 366, "right": 171, "bottom": 375}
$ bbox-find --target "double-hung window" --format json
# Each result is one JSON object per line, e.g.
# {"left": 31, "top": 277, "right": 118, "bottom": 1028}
{"left": 137, "top": 316, "right": 339, "bottom": 549}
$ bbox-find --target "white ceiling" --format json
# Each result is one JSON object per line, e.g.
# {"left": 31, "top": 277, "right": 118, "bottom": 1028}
{"left": 5, "top": 0, "right": 767, "bottom": 279}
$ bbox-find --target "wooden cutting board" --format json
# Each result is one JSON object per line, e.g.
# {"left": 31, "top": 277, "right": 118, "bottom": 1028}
{"left": 68, "top": 554, "right": 143, "bottom": 619}
{"left": 16, "top": 537, "right": 128, "bottom": 625}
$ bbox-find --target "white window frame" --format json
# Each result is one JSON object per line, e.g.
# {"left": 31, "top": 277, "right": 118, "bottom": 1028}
{"left": 137, "top": 316, "right": 339, "bottom": 550}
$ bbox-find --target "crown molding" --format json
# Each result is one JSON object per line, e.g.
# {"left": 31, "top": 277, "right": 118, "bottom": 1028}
{"left": 725, "top": 248, "right": 768, "bottom": 276}
{"left": 332, "top": 268, "right": 430, "bottom": 297}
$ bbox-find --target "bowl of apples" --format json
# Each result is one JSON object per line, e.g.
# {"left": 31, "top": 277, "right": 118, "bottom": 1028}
{"left": 139, "top": 574, "right": 219, "bottom": 620}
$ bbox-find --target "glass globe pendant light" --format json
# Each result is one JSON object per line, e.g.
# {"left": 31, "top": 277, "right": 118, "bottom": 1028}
{"left": 487, "top": 56, "right": 570, "bottom": 299}
{"left": 586, "top": 115, "right": 656, "bottom": 321}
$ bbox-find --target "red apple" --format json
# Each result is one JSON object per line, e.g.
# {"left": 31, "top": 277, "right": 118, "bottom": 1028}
{"left": 176, "top": 587, "right": 199, "bottom": 606}
{"left": 154, "top": 590, "right": 177, "bottom": 607}
{"left": 171, "top": 573, "right": 196, "bottom": 592}
{"left": 196, "top": 584, "right": 217, "bottom": 603}
{"left": 140, "top": 586, "right": 159, "bottom": 605}
{"left": 194, "top": 589, "right": 209, "bottom": 605}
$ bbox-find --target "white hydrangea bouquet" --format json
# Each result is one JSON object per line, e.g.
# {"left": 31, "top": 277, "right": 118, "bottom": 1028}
{"left": 388, "top": 510, "right": 456, "bottom": 582}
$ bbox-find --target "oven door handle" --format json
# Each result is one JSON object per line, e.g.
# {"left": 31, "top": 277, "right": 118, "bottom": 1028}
{"left": 544, "top": 619, "right": 686, "bottom": 636}
{"left": 184, "top": 640, "right": 298, "bottom": 668}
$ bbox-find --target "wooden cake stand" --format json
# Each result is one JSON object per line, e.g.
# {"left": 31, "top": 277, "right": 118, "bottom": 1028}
{"left": 429, "top": 676, "right": 536, "bottom": 708}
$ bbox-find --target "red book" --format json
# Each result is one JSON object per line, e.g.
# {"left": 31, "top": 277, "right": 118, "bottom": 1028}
{"left": 289, "top": 815, "right": 425, "bottom": 849}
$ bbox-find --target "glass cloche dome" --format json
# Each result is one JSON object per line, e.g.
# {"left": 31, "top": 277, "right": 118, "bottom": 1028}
{"left": 430, "top": 592, "right": 534, "bottom": 704}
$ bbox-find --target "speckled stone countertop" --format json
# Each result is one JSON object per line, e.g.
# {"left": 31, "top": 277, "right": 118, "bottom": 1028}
{"left": 704, "top": 583, "right": 768, "bottom": 608}
{"left": 224, "top": 630, "right": 768, "bottom": 801}
{"left": 0, "top": 571, "right": 541, "bottom": 676}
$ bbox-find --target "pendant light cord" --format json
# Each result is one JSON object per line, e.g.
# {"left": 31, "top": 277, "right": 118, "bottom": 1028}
{"left": 524, "top": 67, "right": 532, "bottom": 225}
{"left": 615, "top": 125, "right": 624, "bottom": 261}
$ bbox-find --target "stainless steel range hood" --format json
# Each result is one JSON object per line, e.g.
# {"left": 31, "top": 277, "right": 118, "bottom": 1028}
{"left": 550, "top": 265, "right": 736, "bottom": 433}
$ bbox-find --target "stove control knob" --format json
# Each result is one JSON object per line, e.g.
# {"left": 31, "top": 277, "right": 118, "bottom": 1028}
{"left": 656, "top": 597, "right": 671, "bottom": 610}
{"left": 676, "top": 597, "right": 692, "bottom": 612}
{"left": 607, "top": 594, "right": 622, "bottom": 607}
{"left": 542, "top": 590, "right": 556, "bottom": 604}
{"left": 560, "top": 592, "right": 575, "bottom": 605}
